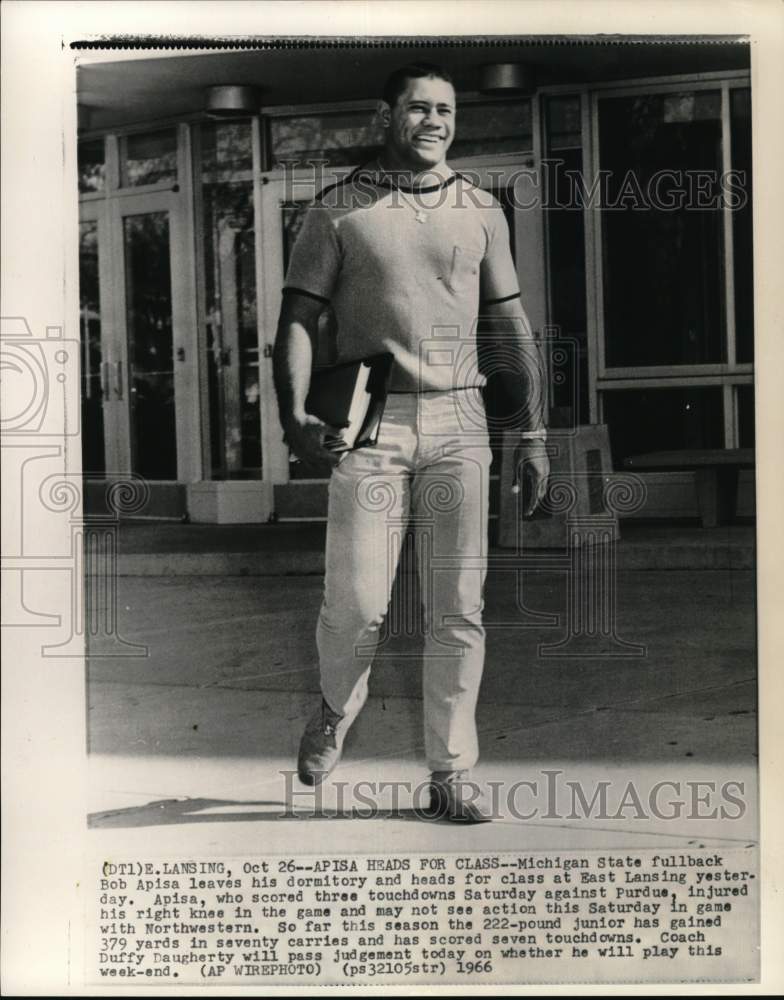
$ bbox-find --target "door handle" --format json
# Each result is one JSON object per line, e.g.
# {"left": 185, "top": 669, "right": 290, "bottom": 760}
{"left": 114, "top": 360, "right": 124, "bottom": 400}
{"left": 100, "top": 361, "right": 111, "bottom": 400}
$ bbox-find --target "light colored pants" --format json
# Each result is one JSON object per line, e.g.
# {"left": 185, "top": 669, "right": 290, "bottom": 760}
{"left": 316, "top": 388, "right": 492, "bottom": 771}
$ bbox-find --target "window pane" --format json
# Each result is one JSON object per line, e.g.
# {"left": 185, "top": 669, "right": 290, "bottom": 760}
{"left": 737, "top": 384, "right": 755, "bottom": 448}
{"left": 598, "top": 91, "right": 725, "bottom": 367}
{"left": 201, "top": 119, "right": 253, "bottom": 177}
{"left": 270, "top": 111, "right": 384, "bottom": 168}
{"left": 121, "top": 129, "right": 177, "bottom": 187}
{"left": 124, "top": 212, "right": 177, "bottom": 479}
{"left": 602, "top": 386, "right": 724, "bottom": 467}
{"left": 201, "top": 121, "right": 261, "bottom": 480}
{"left": 269, "top": 101, "right": 532, "bottom": 168}
{"left": 79, "top": 222, "right": 105, "bottom": 473}
{"left": 731, "top": 88, "right": 754, "bottom": 362}
{"left": 449, "top": 101, "right": 532, "bottom": 158}
{"left": 546, "top": 95, "right": 581, "bottom": 150}
{"left": 78, "top": 139, "right": 105, "bottom": 193}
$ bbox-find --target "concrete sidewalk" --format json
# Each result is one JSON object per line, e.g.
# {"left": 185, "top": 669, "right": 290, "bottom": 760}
{"left": 86, "top": 563, "right": 758, "bottom": 856}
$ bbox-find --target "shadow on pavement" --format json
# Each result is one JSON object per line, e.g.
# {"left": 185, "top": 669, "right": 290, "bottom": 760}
{"left": 88, "top": 797, "right": 433, "bottom": 829}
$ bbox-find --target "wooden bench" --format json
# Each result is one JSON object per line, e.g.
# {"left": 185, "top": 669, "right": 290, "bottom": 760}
{"left": 623, "top": 449, "right": 754, "bottom": 528}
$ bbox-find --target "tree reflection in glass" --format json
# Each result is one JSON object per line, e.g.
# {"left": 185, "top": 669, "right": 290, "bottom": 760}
{"left": 201, "top": 120, "right": 262, "bottom": 479}
{"left": 599, "top": 91, "right": 725, "bottom": 368}
{"left": 123, "top": 212, "right": 177, "bottom": 479}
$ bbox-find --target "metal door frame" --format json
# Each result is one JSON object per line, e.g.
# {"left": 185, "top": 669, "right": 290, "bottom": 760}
{"left": 107, "top": 189, "right": 200, "bottom": 482}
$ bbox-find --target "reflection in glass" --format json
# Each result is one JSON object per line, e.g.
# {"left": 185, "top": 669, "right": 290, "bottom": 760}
{"left": 450, "top": 102, "right": 532, "bottom": 159}
{"left": 78, "top": 139, "right": 105, "bottom": 193}
{"left": 271, "top": 111, "right": 384, "bottom": 167}
{"left": 123, "top": 212, "right": 177, "bottom": 479}
{"left": 731, "top": 88, "right": 754, "bottom": 363}
{"left": 599, "top": 91, "right": 725, "bottom": 367}
{"left": 202, "top": 120, "right": 253, "bottom": 177}
{"left": 269, "top": 101, "right": 532, "bottom": 167}
{"left": 201, "top": 121, "right": 261, "bottom": 479}
{"left": 602, "top": 386, "right": 723, "bottom": 468}
{"left": 121, "top": 129, "right": 178, "bottom": 187}
{"left": 546, "top": 96, "right": 582, "bottom": 150}
{"left": 79, "top": 222, "right": 105, "bottom": 473}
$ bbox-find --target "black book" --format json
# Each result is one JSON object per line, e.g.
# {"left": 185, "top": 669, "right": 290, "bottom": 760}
{"left": 305, "top": 353, "right": 394, "bottom": 450}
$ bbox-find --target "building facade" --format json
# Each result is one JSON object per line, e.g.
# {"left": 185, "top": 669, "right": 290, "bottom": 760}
{"left": 77, "top": 41, "right": 754, "bottom": 525}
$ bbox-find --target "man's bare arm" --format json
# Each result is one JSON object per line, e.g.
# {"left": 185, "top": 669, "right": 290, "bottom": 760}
{"left": 481, "top": 296, "right": 550, "bottom": 515}
{"left": 272, "top": 293, "right": 341, "bottom": 466}
{"left": 480, "top": 295, "right": 547, "bottom": 433}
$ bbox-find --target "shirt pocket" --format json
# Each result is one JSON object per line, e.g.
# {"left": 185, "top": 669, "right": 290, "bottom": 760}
{"left": 445, "top": 245, "right": 483, "bottom": 295}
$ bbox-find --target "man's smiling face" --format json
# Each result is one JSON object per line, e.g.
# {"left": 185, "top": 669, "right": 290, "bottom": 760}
{"left": 384, "top": 75, "right": 456, "bottom": 172}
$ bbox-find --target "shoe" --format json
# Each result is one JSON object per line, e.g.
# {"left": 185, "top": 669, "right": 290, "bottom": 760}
{"left": 297, "top": 698, "right": 349, "bottom": 786}
{"left": 428, "top": 770, "right": 493, "bottom": 824}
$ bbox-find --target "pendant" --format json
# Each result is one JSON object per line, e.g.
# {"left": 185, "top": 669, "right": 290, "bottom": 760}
{"left": 415, "top": 210, "right": 428, "bottom": 224}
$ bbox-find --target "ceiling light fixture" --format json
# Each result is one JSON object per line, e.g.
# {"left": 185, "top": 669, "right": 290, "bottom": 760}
{"left": 205, "top": 85, "right": 259, "bottom": 118}
{"left": 479, "top": 63, "right": 535, "bottom": 95}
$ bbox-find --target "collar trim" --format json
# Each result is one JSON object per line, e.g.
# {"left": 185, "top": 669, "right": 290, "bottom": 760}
{"left": 354, "top": 163, "right": 458, "bottom": 195}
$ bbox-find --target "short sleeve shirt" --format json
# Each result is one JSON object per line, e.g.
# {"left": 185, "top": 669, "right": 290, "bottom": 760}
{"left": 284, "top": 166, "right": 520, "bottom": 391}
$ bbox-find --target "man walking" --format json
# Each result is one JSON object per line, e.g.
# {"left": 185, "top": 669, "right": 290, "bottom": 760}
{"left": 273, "top": 63, "right": 549, "bottom": 822}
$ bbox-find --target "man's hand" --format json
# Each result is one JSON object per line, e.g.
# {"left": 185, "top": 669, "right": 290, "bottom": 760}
{"left": 512, "top": 439, "right": 550, "bottom": 517}
{"left": 283, "top": 412, "right": 347, "bottom": 467}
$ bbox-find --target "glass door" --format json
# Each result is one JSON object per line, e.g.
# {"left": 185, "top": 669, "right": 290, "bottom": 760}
{"left": 109, "top": 191, "right": 199, "bottom": 482}
{"left": 78, "top": 201, "right": 112, "bottom": 475}
{"left": 198, "top": 119, "right": 261, "bottom": 481}
{"left": 591, "top": 82, "right": 754, "bottom": 468}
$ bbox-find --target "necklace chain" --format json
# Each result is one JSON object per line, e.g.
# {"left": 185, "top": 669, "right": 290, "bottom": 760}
{"left": 373, "top": 165, "right": 452, "bottom": 225}
{"left": 393, "top": 185, "right": 429, "bottom": 224}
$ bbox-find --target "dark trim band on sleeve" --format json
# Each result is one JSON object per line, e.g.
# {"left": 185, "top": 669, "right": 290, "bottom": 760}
{"left": 282, "top": 286, "right": 331, "bottom": 305}
{"left": 481, "top": 291, "right": 522, "bottom": 306}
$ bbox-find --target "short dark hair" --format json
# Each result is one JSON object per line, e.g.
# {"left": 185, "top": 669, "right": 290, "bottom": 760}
{"left": 381, "top": 63, "right": 455, "bottom": 110}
